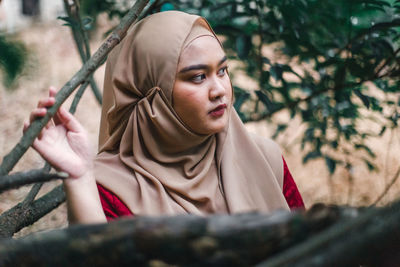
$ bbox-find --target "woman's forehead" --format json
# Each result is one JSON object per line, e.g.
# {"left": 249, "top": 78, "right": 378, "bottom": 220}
{"left": 179, "top": 36, "right": 225, "bottom": 66}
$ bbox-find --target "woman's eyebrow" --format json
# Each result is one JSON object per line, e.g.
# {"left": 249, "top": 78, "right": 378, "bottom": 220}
{"left": 178, "top": 55, "right": 227, "bottom": 73}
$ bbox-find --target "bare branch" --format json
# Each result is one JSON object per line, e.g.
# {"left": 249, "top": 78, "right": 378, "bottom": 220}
{"left": 63, "top": 0, "right": 103, "bottom": 105}
{"left": 0, "top": 185, "right": 65, "bottom": 238}
{"left": 373, "top": 165, "right": 400, "bottom": 205}
{"left": 0, "top": 0, "right": 149, "bottom": 176}
{"left": 0, "top": 170, "right": 67, "bottom": 193}
{"left": 22, "top": 163, "right": 51, "bottom": 205}
{"left": 70, "top": 80, "right": 90, "bottom": 114}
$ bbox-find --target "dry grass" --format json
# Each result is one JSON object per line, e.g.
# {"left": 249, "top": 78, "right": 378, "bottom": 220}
{"left": 1, "top": 20, "right": 400, "bottom": 237}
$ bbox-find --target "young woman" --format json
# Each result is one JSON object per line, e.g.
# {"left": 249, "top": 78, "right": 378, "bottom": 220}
{"left": 25, "top": 11, "right": 304, "bottom": 224}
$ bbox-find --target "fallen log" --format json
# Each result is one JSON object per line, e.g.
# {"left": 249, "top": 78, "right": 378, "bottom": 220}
{"left": 0, "top": 205, "right": 359, "bottom": 266}
{"left": 258, "top": 200, "right": 400, "bottom": 267}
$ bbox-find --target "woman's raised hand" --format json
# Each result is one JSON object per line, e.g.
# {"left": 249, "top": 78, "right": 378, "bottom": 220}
{"left": 24, "top": 87, "right": 94, "bottom": 179}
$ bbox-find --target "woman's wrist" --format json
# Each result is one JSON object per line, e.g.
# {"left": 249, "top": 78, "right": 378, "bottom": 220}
{"left": 63, "top": 168, "right": 107, "bottom": 224}
{"left": 63, "top": 168, "right": 95, "bottom": 188}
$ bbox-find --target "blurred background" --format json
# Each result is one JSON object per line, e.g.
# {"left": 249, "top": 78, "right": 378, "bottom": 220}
{"left": 0, "top": 0, "right": 399, "bottom": 237}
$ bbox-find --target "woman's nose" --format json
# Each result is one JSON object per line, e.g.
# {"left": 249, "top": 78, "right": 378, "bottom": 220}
{"left": 209, "top": 79, "right": 226, "bottom": 100}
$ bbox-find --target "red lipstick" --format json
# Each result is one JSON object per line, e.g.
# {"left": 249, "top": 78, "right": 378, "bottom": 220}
{"left": 209, "top": 104, "right": 227, "bottom": 117}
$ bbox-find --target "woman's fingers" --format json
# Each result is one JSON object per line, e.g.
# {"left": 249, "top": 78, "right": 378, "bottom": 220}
{"left": 36, "top": 97, "right": 55, "bottom": 109}
{"left": 57, "top": 107, "right": 84, "bottom": 133}
{"left": 48, "top": 86, "right": 63, "bottom": 125}
{"left": 49, "top": 86, "right": 57, "bottom": 97}
{"left": 25, "top": 86, "right": 58, "bottom": 135}
{"left": 29, "top": 108, "right": 47, "bottom": 123}
{"left": 23, "top": 121, "right": 29, "bottom": 133}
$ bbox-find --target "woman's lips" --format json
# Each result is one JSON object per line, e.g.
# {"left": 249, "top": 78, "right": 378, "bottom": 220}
{"left": 209, "top": 104, "right": 227, "bottom": 117}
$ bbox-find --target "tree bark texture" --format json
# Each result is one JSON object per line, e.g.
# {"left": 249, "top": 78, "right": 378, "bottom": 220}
{"left": 0, "top": 205, "right": 361, "bottom": 267}
{"left": 257, "top": 201, "right": 400, "bottom": 267}
{"left": 0, "top": 185, "right": 65, "bottom": 238}
{"left": 0, "top": 169, "right": 67, "bottom": 193}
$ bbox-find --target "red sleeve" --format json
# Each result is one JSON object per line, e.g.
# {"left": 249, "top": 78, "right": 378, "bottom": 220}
{"left": 282, "top": 157, "right": 305, "bottom": 210}
{"left": 97, "top": 184, "right": 133, "bottom": 221}
{"left": 97, "top": 159, "right": 304, "bottom": 219}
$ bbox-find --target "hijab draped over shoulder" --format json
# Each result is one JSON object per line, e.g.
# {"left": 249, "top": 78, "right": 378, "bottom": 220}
{"left": 94, "top": 11, "right": 289, "bottom": 215}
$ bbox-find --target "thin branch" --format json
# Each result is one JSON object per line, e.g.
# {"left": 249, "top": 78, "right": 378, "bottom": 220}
{"left": 0, "top": 185, "right": 65, "bottom": 238}
{"left": 22, "top": 163, "right": 51, "bottom": 205}
{"left": 63, "top": 0, "right": 102, "bottom": 105}
{"left": 0, "top": 0, "right": 149, "bottom": 176}
{"left": 69, "top": 80, "right": 90, "bottom": 114}
{"left": 72, "top": 0, "right": 91, "bottom": 61}
{"left": 22, "top": 183, "right": 43, "bottom": 205}
{"left": 138, "top": 0, "right": 162, "bottom": 20}
{"left": 374, "top": 47, "right": 400, "bottom": 78}
{"left": 0, "top": 169, "right": 67, "bottom": 193}
{"left": 334, "top": 18, "right": 400, "bottom": 59}
{"left": 373, "top": 165, "right": 400, "bottom": 205}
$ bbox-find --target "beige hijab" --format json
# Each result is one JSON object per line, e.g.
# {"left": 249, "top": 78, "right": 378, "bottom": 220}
{"left": 95, "top": 11, "right": 289, "bottom": 215}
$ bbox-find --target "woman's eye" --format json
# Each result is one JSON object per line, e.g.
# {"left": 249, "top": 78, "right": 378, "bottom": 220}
{"left": 218, "top": 66, "right": 228, "bottom": 76}
{"left": 192, "top": 74, "right": 206, "bottom": 83}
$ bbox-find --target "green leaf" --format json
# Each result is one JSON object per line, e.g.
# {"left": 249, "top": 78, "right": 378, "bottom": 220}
{"left": 379, "top": 126, "right": 387, "bottom": 136}
{"left": 0, "top": 36, "right": 27, "bottom": 87}
{"left": 325, "top": 156, "right": 337, "bottom": 174}
{"left": 303, "top": 150, "right": 322, "bottom": 164}
{"left": 261, "top": 71, "right": 270, "bottom": 84}
{"left": 270, "top": 65, "right": 283, "bottom": 81}
{"left": 255, "top": 90, "right": 275, "bottom": 112}
{"left": 354, "top": 89, "right": 370, "bottom": 109}
{"left": 272, "top": 124, "right": 288, "bottom": 139}
{"left": 82, "top": 17, "right": 93, "bottom": 31}
{"left": 233, "top": 91, "right": 250, "bottom": 111}
{"left": 364, "top": 159, "right": 377, "bottom": 171}
{"left": 57, "top": 16, "right": 73, "bottom": 24}
{"left": 330, "top": 140, "right": 338, "bottom": 149}
{"left": 161, "top": 3, "right": 175, "bottom": 12}
{"left": 262, "top": 57, "right": 271, "bottom": 65}
{"left": 355, "top": 144, "right": 376, "bottom": 158}
{"left": 236, "top": 34, "right": 252, "bottom": 59}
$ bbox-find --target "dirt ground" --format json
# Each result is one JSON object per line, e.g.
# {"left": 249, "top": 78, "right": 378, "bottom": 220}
{"left": 1, "top": 19, "right": 400, "bottom": 237}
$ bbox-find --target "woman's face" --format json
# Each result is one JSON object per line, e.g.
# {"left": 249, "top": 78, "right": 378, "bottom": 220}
{"left": 173, "top": 36, "right": 232, "bottom": 135}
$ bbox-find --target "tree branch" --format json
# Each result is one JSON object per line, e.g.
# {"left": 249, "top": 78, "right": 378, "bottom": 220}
{"left": 0, "top": 205, "right": 359, "bottom": 266}
{"left": 63, "top": 0, "right": 103, "bottom": 105}
{"left": 69, "top": 80, "right": 90, "bottom": 114}
{"left": 0, "top": 170, "right": 67, "bottom": 193}
{"left": 0, "top": 185, "right": 65, "bottom": 238}
{"left": 257, "top": 199, "right": 400, "bottom": 266}
{"left": 22, "top": 163, "right": 51, "bottom": 205}
{"left": 373, "top": 165, "right": 400, "bottom": 205}
{"left": 0, "top": 0, "right": 149, "bottom": 176}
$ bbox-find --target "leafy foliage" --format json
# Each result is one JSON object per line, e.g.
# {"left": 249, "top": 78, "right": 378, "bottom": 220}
{"left": 69, "top": 0, "right": 400, "bottom": 175}
{"left": 169, "top": 0, "right": 400, "bottom": 174}
{"left": 0, "top": 35, "right": 26, "bottom": 88}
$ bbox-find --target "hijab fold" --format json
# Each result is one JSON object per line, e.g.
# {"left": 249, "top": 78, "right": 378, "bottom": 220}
{"left": 95, "top": 11, "right": 289, "bottom": 215}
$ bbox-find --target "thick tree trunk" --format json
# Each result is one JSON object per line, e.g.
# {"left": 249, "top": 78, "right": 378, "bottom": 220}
{"left": 0, "top": 205, "right": 360, "bottom": 266}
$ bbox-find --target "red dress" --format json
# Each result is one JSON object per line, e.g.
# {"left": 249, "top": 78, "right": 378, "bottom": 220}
{"left": 97, "top": 157, "right": 304, "bottom": 221}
